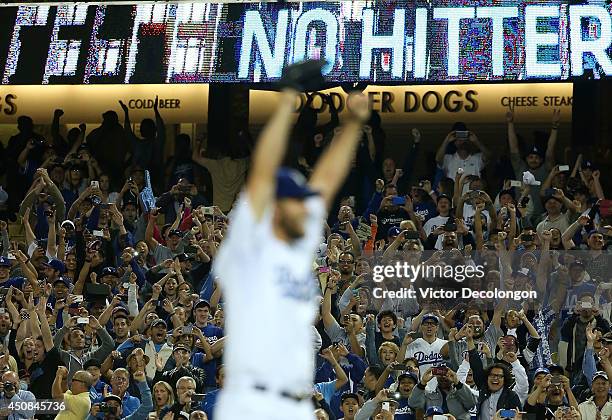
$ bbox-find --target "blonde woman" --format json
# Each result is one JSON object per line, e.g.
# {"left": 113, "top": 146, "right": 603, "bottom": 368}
{"left": 152, "top": 381, "right": 174, "bottom": 416}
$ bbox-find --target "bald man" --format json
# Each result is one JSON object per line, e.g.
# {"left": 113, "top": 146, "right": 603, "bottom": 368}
{"left": 53, "top": 368, "right": 93, "bottom": 420}
{"left": 0, "top": 370, "right": 36, "bottom": 419}
{"left": 189, "top": 411, "right": 208, "bottom": 420}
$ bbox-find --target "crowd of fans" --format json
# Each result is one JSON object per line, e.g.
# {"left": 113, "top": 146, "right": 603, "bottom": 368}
{"left": 0, "top": 91, "right": 609, "bottom": 420}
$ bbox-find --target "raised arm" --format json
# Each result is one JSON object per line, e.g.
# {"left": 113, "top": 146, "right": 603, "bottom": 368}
{"left": 591, "top": 170, "right": 604, "bottom": 199}
{"left": 321, "top": 347, "right": 348, "bottom": 390}
{"left": 36, "top": 297, "right": 54, "bottom": 352}
{"left": 145, "top": 211, "right": 160, "bottom": 250}
{"left": 308, "top": 93, "right": 370, "bottom": 210}
{"left": 468, "top": 131, "right": 490, "bottom": 163}
{"left": 246, "top": 89, "right": 297, "bottom": 220}
{"left": 21, "top": 207, "right": 36, "bottom": 248}
{"left": 52, "top": 367, "right": 68, "bottom": 399}
{"left": 322, "top": 273, "right": 339, "bottom": 330}
{"left": 153, "top": 95, "right": 165, "bottom": 137}
{"left": 119, "top": 100, "right": 133, "bottom": 136}
{"left": 506, "top": 109, "right": 519, "bottom": 155}
{"left": 436, "top": 132, "right": 454, "bottom": 165}
{"left": 545, "top": 109, "right": 561, "bottom": 170}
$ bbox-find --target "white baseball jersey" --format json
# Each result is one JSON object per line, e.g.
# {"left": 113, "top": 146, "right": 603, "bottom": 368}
{"left": 214, "top": 193, "right": 325, "bottom": 394}
{"left": 406, "top": 337, "right": 448, "bottom": 376}
{"left": 423, "top": 215, "right": 449, "bottom": 250}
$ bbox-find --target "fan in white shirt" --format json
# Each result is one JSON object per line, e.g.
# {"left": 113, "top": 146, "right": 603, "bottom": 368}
{"left": 435, "top": 124, "right": 490, "bottom": 180}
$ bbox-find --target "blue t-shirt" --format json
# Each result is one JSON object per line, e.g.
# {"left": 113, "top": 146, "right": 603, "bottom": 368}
{"left": 195, "top": 324, "right": 224, "bottom": 388}
{"left": 201, "top": 388, "right": 219, "bottom": 420}
{"left": 192, "top": 352, "right": 218, "bottom": 390}
{"left": 414, "top": 201, "right": 436, "bottom": 223}
{"left": 314, "top": 380, "right": 337, "bottom": 404}
{"left": 0, "top": 277, "right": 26, "bottom": 289}
{"left": 394, "top": 398, "right": 416, "bottom": 420}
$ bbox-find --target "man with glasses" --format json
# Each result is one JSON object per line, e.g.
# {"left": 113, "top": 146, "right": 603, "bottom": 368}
{"left": 53, "top": 367, "right": 93, "bottom": 420}
{"left": 403, "top": 314, "right": 448, "bottom": 376}
{"left": 161, "top": 376, "right": 202, "bottom": 418}
{"left": 86, "top": 370, "right": 153, "bottom": 420}
{"left": 524, "top": 367, "right": 578, "bottom": 419}
{"left": 337, "top": 251, "right": 357, "bottom": 290}
{"left": 466, "top": 326, "right": 521, "bottom": 419}
{"left": 0, "top": 371, "right": 36, "bottom": 419}
{"left": 91, "top": 368, "right": 140, "bottom": 417}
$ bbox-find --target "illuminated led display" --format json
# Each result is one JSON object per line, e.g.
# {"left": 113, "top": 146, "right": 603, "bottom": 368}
{"left": 0, "top": 0, "right": 611, "bottom": 84}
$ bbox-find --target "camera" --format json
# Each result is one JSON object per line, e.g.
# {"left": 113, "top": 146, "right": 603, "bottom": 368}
{"left": 521, "top": 233, "right": 535, "bottom": 242}
{"left": 404, "top": 230, "right": 419, "bottom": 240}
{"left": 98, "top": 403, "right": 116, "bottom": 414}
{"left": 3, "top": 382, "right": 14, "bottom": 392}
{"left": 90, "top": 195, "right": 102, "bottom": 206}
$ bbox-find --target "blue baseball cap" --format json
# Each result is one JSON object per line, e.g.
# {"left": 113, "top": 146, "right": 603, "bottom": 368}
{"left": 422, "top": 314, "right": 439, "bottom": 325}
{"left": 398, "top": 372, "right": 419, "bottom": 384}
{"left": 534, "top": 367, "right": 550, "bottom": 377}
{"left": 0, "top": 256, "right": 11, "bottom": 267}
{"left": 53, "top": 276, "right": 71, "bottom": 287}
{"left": 425, "top": 406, "right": 445, "bottom": 416}
{"left": 101, "top": 267, "right": 119, "bottom": 277}
{"left": 276, "top": 168, "right": 317, "bottom": 200}
{"left": 44, "top": 259, "right": 65, "bottom": 274}
{"left": 387, "top": 227, "right": 401, "bottom": 238}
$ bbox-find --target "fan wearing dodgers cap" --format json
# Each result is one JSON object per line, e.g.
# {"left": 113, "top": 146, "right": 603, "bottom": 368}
{"left": 578, "top": 371, "right": 612, "bottom": 419}
{"left": 402, "top": 314, "right": 448, "bottom": 377}
{"left": 506, "top": 108, "right": 561, "bottom": 220}
{"left": 213, "top": 61, "right": 371, "bottom": 420}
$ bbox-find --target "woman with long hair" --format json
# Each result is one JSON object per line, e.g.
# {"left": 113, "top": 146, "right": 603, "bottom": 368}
{"left": 152, "top": 381, "right": 175, "bottom": 416}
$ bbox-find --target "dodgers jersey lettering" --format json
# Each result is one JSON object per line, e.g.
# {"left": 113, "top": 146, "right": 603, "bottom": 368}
{"left": 213, "top": 193, "right": 325, "bottom": 393}
{"left": 406, "top": 337, "right": 448, "bottom": 375}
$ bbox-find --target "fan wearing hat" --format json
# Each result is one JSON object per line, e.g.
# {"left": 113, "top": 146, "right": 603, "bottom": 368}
{"left": 409, "top": 179, "right": 437, "bottom": 224}
{"left": 536, "top": 187, "right": 577, "bottom": 237}
{"left": 559, "top": 293, "right": 609, "bottom": 383}
{"left": 338, "top": 391, "right": 360, "bottom": 420}
{"left": 436, "top": 122, "right": 490, "bottom": 180}
{"left": 87, "top": 369, "right": 153, "bottom": 420}
{"left": 116, "top": 318, "right": 173, "bottom": 380}
{"left": 153, "top": 343, "right": 205, "bottom": 394}
{"left": 0, "top": 252, "right": 38, "bottom": 293}
{"left": 506, "top": 108, "right": 561, "bottom": 220}
{"left": 145, "top": 209, "right": 187, "bottom": 267}
{"left": 556, "top": 260, "right": 598, "bottom": 312}
{"left": 410, "top": 362, "right": 476, "bottom": 420}
{"left": 524, "top": 364, "right": 577, "bottom": 419}
{"left": 578, "top": 371, "right": 612, "bottom": 418}
{"left": 393, "top": 372, "right": 418, "bottom": 417}
{"left": 402, "top": 314, "right": 448, "bottom": 377}
{"left": 41, "top": 258, "right": 66, "bottom": 285}
{"left": 84, "top": 358, "right": 109, "bottom": 401}
{"left": 353, "top": 388, "right": 400, "bottom": 420}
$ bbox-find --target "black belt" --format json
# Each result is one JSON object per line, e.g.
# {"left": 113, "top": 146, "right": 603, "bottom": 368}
{"left": 253, "top": 384, "right": 312, "bottom": 403}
